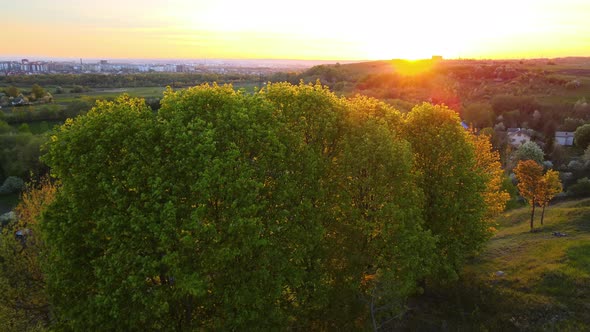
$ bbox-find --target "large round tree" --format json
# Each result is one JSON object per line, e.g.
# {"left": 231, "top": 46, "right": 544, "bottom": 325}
{"left": 403, "top": 103, "right": 492, "bottom": 280}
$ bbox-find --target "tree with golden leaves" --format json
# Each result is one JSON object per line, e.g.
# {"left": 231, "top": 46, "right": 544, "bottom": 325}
{"left": 537, "top": 170, "right": 562, "bottom": 226}
{"left": 513, "top": 160, "right": 544, "bottom": 231}
{"left": 0, "top": 176, "right": 57, "bottom": 331}
{"left": 472, "top": 133, "right": 510, "bottom": 224}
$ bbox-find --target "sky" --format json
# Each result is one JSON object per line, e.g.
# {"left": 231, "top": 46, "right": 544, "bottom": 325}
{"left": 2, "top": 0, "right": 590, "bottom": 60}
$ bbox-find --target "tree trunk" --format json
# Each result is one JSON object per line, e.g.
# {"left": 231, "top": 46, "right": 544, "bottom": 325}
{"left": 530, "top": 199, "right": 536, "bottom": 232}
{"left": 540, "top": 204, "right": 546, "bottom": 226}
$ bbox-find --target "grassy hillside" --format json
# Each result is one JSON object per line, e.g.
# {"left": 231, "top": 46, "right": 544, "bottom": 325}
{"left": 397, "top": 198, "right": 590, "bottom": 330}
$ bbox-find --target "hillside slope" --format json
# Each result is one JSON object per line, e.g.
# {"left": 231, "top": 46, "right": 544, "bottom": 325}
{"left": 398, "top": 198, "right": 590, "bottom": 330}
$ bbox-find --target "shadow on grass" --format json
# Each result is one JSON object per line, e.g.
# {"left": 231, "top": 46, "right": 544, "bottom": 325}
{"left": 391, "top": 274, "right": 578, "bottom": 331}
{"left": 567, "top": 244, "right": 590, "bottom": 274}
{"left": 537, "top": 212, "right": 590, "bottom": 234}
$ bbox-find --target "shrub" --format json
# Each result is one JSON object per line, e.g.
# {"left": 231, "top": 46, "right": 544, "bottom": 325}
{"left": 567, "top": 177, "right": 590, "bottom": 197}
{"left": 0, "top": 176, "right": 25, "bottom": 194}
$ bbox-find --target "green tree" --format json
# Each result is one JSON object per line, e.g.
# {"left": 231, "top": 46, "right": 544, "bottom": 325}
{"left": 31, "top": 84, "right": 46, "bottom": 100}
{"left": 404, "top": 103, "right": 489, "bottom": 280}
{"left": 261, "top": 83, "right": 435, "bottom": 328}
{"left": 331, "top": 95, "right": 435, "bottom": 328}
{"left": 514, "top": 160, "right": 544, "bottom": 231}
{"left": 461, "top": 102, "right": 494, "bottom": 128}
{"left": 0, "top": 134, "right": 45, "bottom": 179}
{"left": 4, "top": 86, "right": 19, "bottom": 98}
{"left": 561, "top": 117, "right": 585, "bottom": 132}
{"left": 513, "top": 141, "right": 544, "bottom": 167}
{"left": 69, "top": 85, "right": 85, "bottom": 93}
{"left": 17, "top": 123, "right": 31, "bottom": 133}
{"left": 574, "top": 123, "right": 590, "bottom": 149}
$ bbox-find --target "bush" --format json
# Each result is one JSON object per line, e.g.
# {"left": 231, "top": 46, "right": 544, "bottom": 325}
{"left": 69, "top": 85, "right": 87, "bottom": 93}
{"left": 567, "top": 160, "right": 585, "bottom": 171}
{"left": 0, "top": 176, "right": 25, "bottom": 194}
{"left": 567, "top": 177, "right": 590, "bottom": 197}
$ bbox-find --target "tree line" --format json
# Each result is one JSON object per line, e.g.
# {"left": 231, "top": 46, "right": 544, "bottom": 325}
{"left": 0, "top": 73, "right": 258, "bottom": 89}
{"left": 1, "top": 82, "right": 508, "bottom": 330}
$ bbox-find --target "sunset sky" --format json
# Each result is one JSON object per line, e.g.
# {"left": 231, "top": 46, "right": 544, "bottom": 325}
{"left": 3, "top": 0, "right": 590, "bottom": 60}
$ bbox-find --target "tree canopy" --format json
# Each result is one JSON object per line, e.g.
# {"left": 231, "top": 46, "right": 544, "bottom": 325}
{"left": 30, "top": 84, "right": 46, "bottom": 100}
{"left": 537, "top": 169, "right": 562, "bottom": 225}
{"left": 574, "top": 123, "right": 590, "bottom": 149}
{"left": 513, "top": 141, "right": 544, "bottom": 166}
{"left": 38, "top": 83, "right": 504, "bottom": 330}
{"left": 403, "top": 103, "right": 502, "bottom": 280}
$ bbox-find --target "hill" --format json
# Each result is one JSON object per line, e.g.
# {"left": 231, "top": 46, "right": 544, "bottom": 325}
{"left": 397, "top": 198, "right": 590, "bottom": 330}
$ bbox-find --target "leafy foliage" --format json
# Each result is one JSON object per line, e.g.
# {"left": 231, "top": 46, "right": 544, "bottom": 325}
{"left": 0, "top": 177, "right": 25, "bottom": 195}
{"left": 472, "top": 133, "right": 510, "bottom": 221}
{"left": 513, "top": 141, "right": 544, "bottom": 166}
{"left": 40, "top": 84, "right": 497, "bottom": 329}
{"left": 514, "top": 160, "right": 544, "bottom": 231}
{"left": 30, "top": 84, "right": 46, "bottom": 100}
{"left": 567, "top": 177, "right": 590, "bottom": 197}
{"left": 537, "top": 169, "right": 562, "bottom": 225}
{"left": 574, "top": 123, "right": 590, "bottom": 149}
{"left": 4, "top": 86, "right": 19, "bottom": 98}
{"left": 0, "top": 176, "right": 56, "bottom": 331}
{"left": 403, "top": 103, "right": 490, "bottom": 280}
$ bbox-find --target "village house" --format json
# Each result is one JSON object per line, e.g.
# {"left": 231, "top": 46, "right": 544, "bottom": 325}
{"left": 507, "top": 128, "right": 531, "bottom": 146}
{"left": 555, "top": 131, "right": 575, "bottom": 146}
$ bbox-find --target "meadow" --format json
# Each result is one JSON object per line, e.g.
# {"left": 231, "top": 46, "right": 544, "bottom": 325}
{"left": 398, "top": 198, "right": 590, "bottom": 330}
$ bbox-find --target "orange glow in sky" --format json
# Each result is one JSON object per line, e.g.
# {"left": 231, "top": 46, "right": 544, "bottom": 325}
{"left": 2, "top": 0, "right": 590, "bottom": 60}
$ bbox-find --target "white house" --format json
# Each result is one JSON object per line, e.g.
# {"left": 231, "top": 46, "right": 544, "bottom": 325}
{"left": 507, "top": 128, "right": 531, "bottom": 146}
{"left": 555, "top": 131, "right": 575, "bottom": 146}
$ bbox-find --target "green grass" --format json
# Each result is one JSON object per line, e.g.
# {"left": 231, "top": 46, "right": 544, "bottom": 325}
{"left": 475, "top": 200, "right": 590, "bottom": 328}
{"left": 399, "top": 199, "right": 590, "bottom": 330}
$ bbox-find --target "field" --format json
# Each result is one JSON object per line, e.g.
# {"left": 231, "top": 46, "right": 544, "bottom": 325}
{"left": 52, "top": 86, "right": 165, "bottom": 102}
{"left": 399, "top": 199, "right": 590, "bottom": 330}
{"left": 10, "top": 86, "right": 166, "bottom": 111}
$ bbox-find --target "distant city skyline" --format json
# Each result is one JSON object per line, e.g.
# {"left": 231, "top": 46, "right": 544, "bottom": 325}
{"left": 0, "top": 57, "right": 342, "bottom": 75}
{"left": 3, "top": 0, "right": 590, "bottom": 60}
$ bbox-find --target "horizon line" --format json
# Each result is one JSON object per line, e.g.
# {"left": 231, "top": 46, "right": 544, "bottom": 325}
{"left": 1, "top": 55, "right": 590, "bottom": 65}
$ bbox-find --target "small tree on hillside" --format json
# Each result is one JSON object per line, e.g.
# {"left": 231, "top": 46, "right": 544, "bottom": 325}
{"left": 514, "top": 160, "right": 543, "bottom": 231}
{"left": 537, "top": 170, "right": 562, "bottom": 226}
